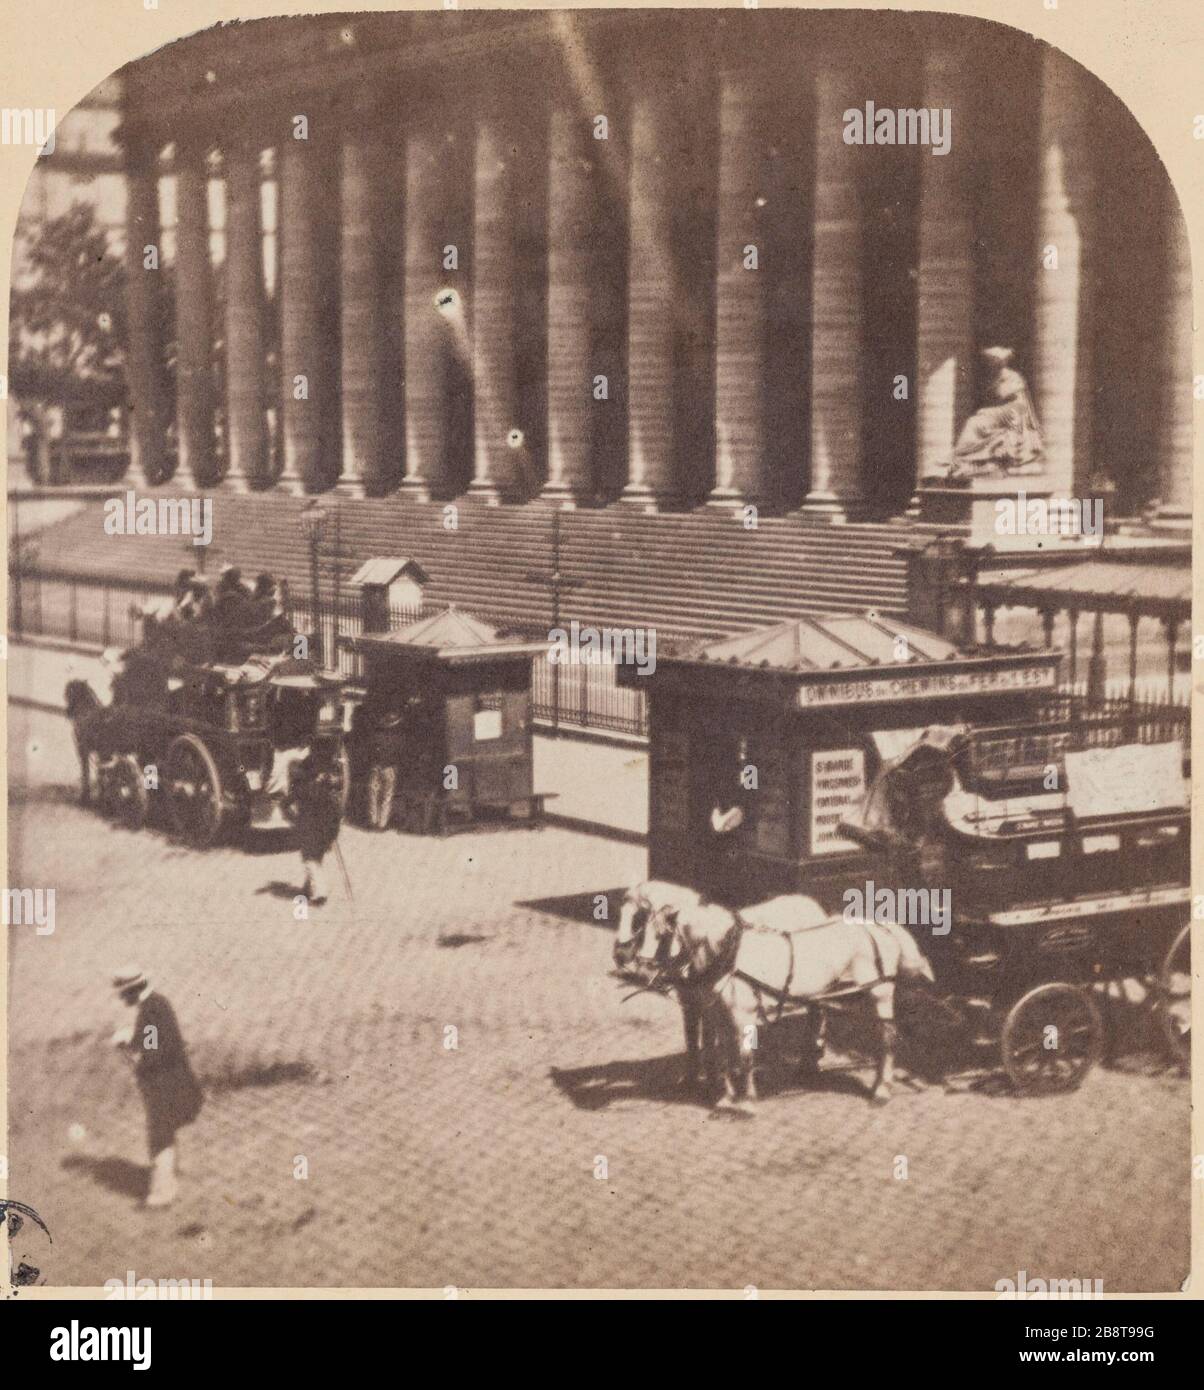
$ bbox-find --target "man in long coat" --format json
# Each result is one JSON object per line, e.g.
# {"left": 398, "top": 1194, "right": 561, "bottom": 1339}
{"left": 111, "top": 967, "right": 203, "bottom": 1208}
{"left": 291, "top": 743, "right": 343, "bottom": 905}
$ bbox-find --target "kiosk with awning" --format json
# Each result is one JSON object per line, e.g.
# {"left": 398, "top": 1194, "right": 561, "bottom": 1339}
{"left": 349, "top": 607, "right": 549, "bottom": 833}
{"left": 621, "top": 613, "right": 1063, "bottom": 909}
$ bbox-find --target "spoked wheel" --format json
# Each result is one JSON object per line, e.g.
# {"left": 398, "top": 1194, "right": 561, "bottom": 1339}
{"left": 1156, "top": 922, "right": 1190, "bottom": 1072}
{"left": 165, "top": 733, "right": 225, "bottom": 848}
{"left": 1000, "top": 982, "right": 1104, "bottom": 1096}
{"left": 104, "top": 753, "right": 150, "bottom": 831}
{"left": 80, "top": 745, "right": 104, "bottom": 808}
{"left": 365, "top": 763, "right": 396, "bottom": 831}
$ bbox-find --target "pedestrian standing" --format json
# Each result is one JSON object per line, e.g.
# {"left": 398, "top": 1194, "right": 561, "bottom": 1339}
{"left": 110, "top": 967, "right": 204, "bottom": 1208}
{"left": 291, "top": 743, "right": 343, "bottom": 906}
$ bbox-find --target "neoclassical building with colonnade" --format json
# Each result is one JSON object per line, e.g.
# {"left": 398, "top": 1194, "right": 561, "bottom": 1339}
{"left": 110, "top": 8, "right": 1191, "bottom": 525}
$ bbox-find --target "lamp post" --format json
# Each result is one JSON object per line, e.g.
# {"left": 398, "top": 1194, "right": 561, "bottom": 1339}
{"left": 525, "top": 509, "right": 583, "bottom": 735}
{"left": 300, "top": 499, "right": 327, "bottom": 664}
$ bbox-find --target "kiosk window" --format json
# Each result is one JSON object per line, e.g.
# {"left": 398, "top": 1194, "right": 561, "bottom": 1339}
{"left": 474, "top": 695, "right": 503, "bottom": 742}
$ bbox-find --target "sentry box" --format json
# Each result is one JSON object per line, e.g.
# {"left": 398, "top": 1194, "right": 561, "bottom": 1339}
{"left": 619, "top": 613, "right": 1062, "bottom": 910}
{"left": 349, "top": 607, "right": 549, "bottom": 834}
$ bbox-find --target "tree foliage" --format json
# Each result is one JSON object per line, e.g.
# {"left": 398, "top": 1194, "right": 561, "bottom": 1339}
{"left": 8, "top": 201, "right": 129, "bottom": 405}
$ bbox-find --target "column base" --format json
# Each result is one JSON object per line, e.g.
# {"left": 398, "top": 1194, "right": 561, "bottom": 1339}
{"left": 221, "top": 466, "right": 256, "bottom": 495}
{"left": 705, "top": 485, "right": 757, "bottom": 514}
{"left": 275, "top": 472, "right": 309, "bottom": 498}
{"left": 797, "top": 491, "right": 867, "bottom": 522}
{"left": 467, "top": 478, "right": 525, "bottom": 507}
{"left": 168, "top": 465, "right": 200, "bottom": 494}
{"left": 397, "top": 476, "right": 432, "bottom": 504}
{"left": 619, "top": 482, "right": 681, "bottom": 514}
{"left": 333, "top": 475, "right": 368, "bottom": 500}
{"left": 538, "top": 480, "right": 588, "bottom": 510}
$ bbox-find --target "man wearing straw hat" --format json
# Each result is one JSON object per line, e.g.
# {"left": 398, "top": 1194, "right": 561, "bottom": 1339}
{"left": 110, "top": 967, "right": 204, "bottom": 1208}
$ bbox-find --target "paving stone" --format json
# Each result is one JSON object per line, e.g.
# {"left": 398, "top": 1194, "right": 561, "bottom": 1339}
{"left": 6, "top": 702, "right": 1190, "bottom": 1292}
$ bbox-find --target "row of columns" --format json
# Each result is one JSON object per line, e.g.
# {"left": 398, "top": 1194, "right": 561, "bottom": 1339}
{"left": 122, "top": 46, "right": 1193, "bottom": 517}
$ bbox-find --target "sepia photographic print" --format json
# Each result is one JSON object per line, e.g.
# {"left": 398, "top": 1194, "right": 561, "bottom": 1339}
{"left": 1, "top": 0, "right": 1199, "bottom": 1320}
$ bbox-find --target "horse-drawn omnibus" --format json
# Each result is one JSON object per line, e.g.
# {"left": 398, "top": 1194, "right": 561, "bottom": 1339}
{"left": 616, "top": 615, "right": 1190, "bottom": 1103}
{"left": 66, "top": 612, "right": 351, "bottom": 848}
{"left": 844, "top": 707, "right": 1190, "bottom": 1092}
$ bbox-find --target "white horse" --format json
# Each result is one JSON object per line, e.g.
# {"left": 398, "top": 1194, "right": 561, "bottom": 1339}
{"left": 635, "top": 892, "right": 935, "bottom": 1111}
{"left": 613, "top": 880, "right": 713, "bottom": 1090}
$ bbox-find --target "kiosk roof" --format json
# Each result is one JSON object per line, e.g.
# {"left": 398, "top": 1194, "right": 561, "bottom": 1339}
{"left": 351, "top": 606, "right": 548, "bottom": 663}
{"left": 696, "top": 613, "right": 962, "bottom": 671}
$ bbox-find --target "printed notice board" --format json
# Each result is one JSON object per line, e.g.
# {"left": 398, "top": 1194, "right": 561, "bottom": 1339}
{"left": 810, "top": 748, "right": 867, "bottom": 856}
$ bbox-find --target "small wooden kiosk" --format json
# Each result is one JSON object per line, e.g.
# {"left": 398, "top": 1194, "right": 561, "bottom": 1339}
{"left": 623, "top": 614, "right": 1062, "bottom": 910}
{"left": 348, "top": 556, "right": 430, "bottom": 632}
{"left": 350, "top": 607, "right": 548, "bottom": 833}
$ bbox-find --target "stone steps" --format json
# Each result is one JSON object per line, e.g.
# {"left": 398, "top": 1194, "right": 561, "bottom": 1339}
{"left": 22, "top": 492, "right": 913, "bottom": 645}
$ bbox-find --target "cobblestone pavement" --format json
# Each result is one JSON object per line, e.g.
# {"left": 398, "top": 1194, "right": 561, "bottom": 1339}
{"left": 6, "top": 702, "right": 1190, "bottom": 1292}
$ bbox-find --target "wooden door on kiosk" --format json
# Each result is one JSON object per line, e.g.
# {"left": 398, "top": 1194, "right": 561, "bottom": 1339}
{"left": 446, "top": 689, "right": 531, "bottom": 807}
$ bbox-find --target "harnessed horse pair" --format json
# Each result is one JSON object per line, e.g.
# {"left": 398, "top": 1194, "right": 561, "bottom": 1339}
{"left": 614, "top": 881, "right": 935, "bottom": 1112}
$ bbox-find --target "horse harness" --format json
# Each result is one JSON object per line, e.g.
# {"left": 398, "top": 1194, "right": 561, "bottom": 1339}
{"left": 732, "top": 917, "right": 898, "bottom": 1027}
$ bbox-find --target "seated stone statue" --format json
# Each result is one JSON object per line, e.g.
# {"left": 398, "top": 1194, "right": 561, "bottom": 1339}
{"left": 950, "top": 347, "right": 1044, "bottom": 477}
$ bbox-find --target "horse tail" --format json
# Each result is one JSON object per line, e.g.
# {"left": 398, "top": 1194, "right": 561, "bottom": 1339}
{"left": 879, "top": 920, "right": 936, "bottom": 982}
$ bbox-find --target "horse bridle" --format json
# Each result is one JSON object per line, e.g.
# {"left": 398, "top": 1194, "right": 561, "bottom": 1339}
{"left": 652, "top": 905, "right": 747, "bottom": 991}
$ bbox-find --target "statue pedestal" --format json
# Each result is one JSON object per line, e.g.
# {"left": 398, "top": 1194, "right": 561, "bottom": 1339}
{"left": 916, "top": 475, "right": 1103, "bottom": 552}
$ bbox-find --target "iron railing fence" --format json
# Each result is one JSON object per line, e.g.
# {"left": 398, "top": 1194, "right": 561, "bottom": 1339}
{"left": 962, "top": 691, "right": 1190, "bottom": 787}
{"left": 10, "top": 572, "right": 1189, "bottom": 749}
{"left": 8, "top": 569, "right": 162, "bottom": 651}
{"left": 8, "top": 569, "right": 652, "bottom": 737}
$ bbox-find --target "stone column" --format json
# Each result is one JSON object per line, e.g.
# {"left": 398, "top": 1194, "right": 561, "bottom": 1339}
{"left": 278, "top": 122, "right": 325, "bottom": 494}
{"left": 1033, "top": 46, "right": 1094, "bottom": 497}
{"left": 913, "top": 48, "right": 975, "bottom": 494}
{"left": 122, "top": 137, "right": 169, "bottom": 487}
{"left": 622, "top": 84, "right": 680, "bottom": 511}
{"left": 542, "top": 107, "right": 597, "bottom": 507}
{"left": 223, "top": 137, "right": 266, "bottom": 491}
{"left": 401, "top": 126, "right": 451, "bottom": 502}
{"left": 469, "top": 102, "right": 524, "bottom": 504}
{"left": 173, "top": 138, "right": 216, "bottom": 490}
{"left": 1155, "top": 200, "right": 1192, "bottom": 527}
{"left": 338, "top": 114, "right": 387, "bottom": 498}
{"left": 801, "top": 64, "right": 866, "bottom": 520}
{"left": 709, "top": 67, "right": 770, "bottom": 509}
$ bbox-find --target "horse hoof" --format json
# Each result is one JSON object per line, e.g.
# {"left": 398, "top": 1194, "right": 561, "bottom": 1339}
{"left": 869, "top": 1090, "right": 891, "bottom": 1107}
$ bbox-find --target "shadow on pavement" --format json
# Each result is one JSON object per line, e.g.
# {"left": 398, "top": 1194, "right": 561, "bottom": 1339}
{"left": 62, "top": 1153, "right": 147, "bottom": 1201}
{"left": 7, "top": 783, "right": 93, "bottom": 811}
{"left": 517, "top": 887, "right": 628, "bottom": 927}
{"left": 256, "top": 879, "right": 304, "bottom": 900}
{"left": 550, "top": 1052, "right": 701, "bottom": 1110}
